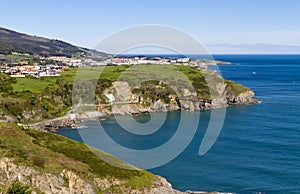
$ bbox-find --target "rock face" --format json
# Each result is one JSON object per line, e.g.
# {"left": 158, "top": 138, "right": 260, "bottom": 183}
{"left": 0, "top": 157, "right": 187, "bottom": 194}
{"left": 0, "top": 158, "right": 95, "bottom": 194}
{"left": 103, "top": 81, "right": 181, "bottom": 114}
{"left": 227, "top": 90, "right": 256, "bottom": 104}
{"left": 147, "top": 176, "right": 185, "bottom": 194}
{"left": 101, "top": 81, "right": 257, "bottom": 114}
{"left": 31, "top": 80, "right": 258, "bottom": 131}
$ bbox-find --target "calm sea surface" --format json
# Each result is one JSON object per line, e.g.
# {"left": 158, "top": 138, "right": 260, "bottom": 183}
{"left": 57, "top": 55, "right": 300, "bottom": 193}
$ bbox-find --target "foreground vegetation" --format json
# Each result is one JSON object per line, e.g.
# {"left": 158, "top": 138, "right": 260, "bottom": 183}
{"left": 0, "top": 122, "right": 155, "bottom": 193}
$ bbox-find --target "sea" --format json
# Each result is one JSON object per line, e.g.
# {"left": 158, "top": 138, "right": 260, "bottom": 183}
{"left": 57, "top": 55, "right": 300, "bottom": 194}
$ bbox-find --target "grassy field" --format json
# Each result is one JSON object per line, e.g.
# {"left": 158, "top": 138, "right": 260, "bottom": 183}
{"left": 12, "top": 69, "right": 78, "bottom": 92}
{"left": 13, "top": 77, "right": 57, "bottom": 92}
{"left": 12, "top": 66, "right": 129, "bottom": 93}
{"left": 11, "top": 65, "right": 243, "bottom": 94}
{"left": 75, "top": 64, "right": 216, "bottom": 99}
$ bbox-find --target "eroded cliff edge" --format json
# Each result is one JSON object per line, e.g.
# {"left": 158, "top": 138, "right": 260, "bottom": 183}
{"left": 67, "top": 79, "right": 258, "bottom": 123}
{"left": 0, "top": 65, "right": 258, "bottom": 124}
{"left": 0, "top": 158, "right": 184, "bottom": 194}
{"left": 31, "top": 77, "right": 258, "bottom": 130}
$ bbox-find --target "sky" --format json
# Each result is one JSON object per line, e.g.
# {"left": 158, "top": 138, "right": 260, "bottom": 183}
{"left": 1, "top": 0, "right": 300, "bottom": 54}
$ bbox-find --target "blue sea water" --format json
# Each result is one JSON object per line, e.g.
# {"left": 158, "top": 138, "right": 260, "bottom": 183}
{"left": 57, "top": 55, "right": 300, "bottom": 194}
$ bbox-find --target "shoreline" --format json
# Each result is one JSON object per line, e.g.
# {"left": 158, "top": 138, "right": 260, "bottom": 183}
{"left": 29, "top": 98, "right": 260, "bottom": 132}
{"left": 25, "top": 92, "right": 260, "bottom": 194}
{"left": 31, "top": 107, "right": 239, "bottom": 194}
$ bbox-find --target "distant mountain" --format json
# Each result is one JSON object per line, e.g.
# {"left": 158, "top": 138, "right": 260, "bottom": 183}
{"left": 0, "top": 27, "right": 109, "bottom": 58}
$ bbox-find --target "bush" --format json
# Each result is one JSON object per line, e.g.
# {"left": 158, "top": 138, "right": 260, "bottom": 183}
{"left": 5, "top": 180, "right": 31, "bottom": 194}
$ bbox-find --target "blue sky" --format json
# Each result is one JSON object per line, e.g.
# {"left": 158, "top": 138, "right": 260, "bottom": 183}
{"left": 1, "top": 0, "right": 300, "bottom": 54}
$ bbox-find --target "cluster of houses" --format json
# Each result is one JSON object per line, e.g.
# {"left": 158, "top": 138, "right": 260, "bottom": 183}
{"left": 0, "top": 55, "right": 212, "bottom": 78}
{"left": 0, "top": 64, "right": 67, "bottom": 78}
{"left": 48, "top": 56, "right": 82, "bottom": 66}
{"left": 73, "top": 56, "right": 193, "bottom": 67}
{"left": 107, "top": 56, "right": 190, "bottom": 65}
{"left": 105, "top": 56, "right": 210, "bottom": 68}
{"left": 0, "top": 56, "right": 80, "bottom": 78}
{"left": 45, "top": 56, "right": 202, "bottom": 68}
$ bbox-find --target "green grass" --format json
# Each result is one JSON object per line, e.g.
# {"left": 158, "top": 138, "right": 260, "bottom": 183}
{"left": 0, "top": 65, "right": 254, "bottom": 192}
{"left": 13, "top": 77, "right": 56, "bottom": 92}
{"left": 74, "top": 66, "right": 129, "bottom": 81}
{"left": 12, "top": 69, "right": 78, "bottom": 93}
{"left": 25, "top": 127, "right": 144, "bottom": 179}
{"left": 11, "top": 65, "right": 225, "bottom": 96}
{"left": 11, "top": 66, "right": 130, "bottom": 93}
{"left": 2, "top": 65, "right": 251, "bottom": 123}
{"left": 0, "top": 123, "right": 88, "bottom": 174}
{"left": 3, "top": 180, "right": 32, "bottom": 194}
{"left": 0, "top": 123, "right": 155, "bottom": 192}
{"left": 225, "top": 80, "right": 250, "bottom": 95}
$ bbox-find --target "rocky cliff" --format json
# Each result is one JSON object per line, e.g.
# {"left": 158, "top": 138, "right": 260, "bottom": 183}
{"left": 109, "top": 78, "right": 257, "bottom": 110}
{"left": 0, "top": 157, "right": 184, "bottom": 194}
{"left": 30, "top": 78, "right": 258, "bottom": 130}
{"left": 0, "top": 123, "right": 188, "bottom": 194}
{"left": 0, "top": 65, "right": 258, "bottom": 124}
{"left": 77, "top": 80, "right": 258, "bottom": 117}
{"left": 0, "top": 158, "right": 95, "bottom": 194}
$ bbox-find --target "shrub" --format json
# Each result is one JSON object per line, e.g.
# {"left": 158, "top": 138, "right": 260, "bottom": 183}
{"left": 5, "top": 180, "right": 31, "bottom": 194}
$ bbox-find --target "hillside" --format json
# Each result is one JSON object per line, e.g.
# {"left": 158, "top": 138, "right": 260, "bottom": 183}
{"left": 0, "top": 27, "right": 108, "bottom": 58}
{"left": 0, "top": 123, "right": 182, "bottom": 193}
{"left": 0, "top": 65, "right": 257, "bottom": 124}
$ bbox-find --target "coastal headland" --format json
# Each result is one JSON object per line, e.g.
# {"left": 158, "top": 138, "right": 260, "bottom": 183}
{"left": 0, "top": 27, "right": 258, "bottom": 193}
{"left": 24, "top": 63, "right": 258, "bottom": 131}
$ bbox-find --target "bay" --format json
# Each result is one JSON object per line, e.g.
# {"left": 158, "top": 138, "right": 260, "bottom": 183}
{"left": 57, "top": 55, "right": 300, "bottom": 193}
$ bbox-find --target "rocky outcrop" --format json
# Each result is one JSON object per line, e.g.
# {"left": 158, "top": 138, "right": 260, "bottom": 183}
{"left": 0, "top": 158, "right": 95, "bottom": 194}
{"left": 226, "top": 90, "right": 257, "bottom": 104}
{"left": 103, "top": 81, "right": 181, "bottom": 114}
{"left": 0, "top": 157, "right": 188, "bottom": 194}
{"left": 29, "top": 80, "right": 258, "bottom": 131}
{"left": 147, "top": 176, "right": 184, "bottom": 194}
{"left": 102, "top": 81, "right": 257, "bottom": 113}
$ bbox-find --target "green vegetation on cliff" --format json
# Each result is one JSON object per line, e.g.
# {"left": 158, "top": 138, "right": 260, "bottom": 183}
{"left": 0, "top": 122, "right": 154, "bottom": 192}
{"left": 0, "top": 27, "right": 255, "bottom": 193}
{"left": 225, "top": 80, "right": 250, "bottom": 95}
{"left": 0, "top": 65, "right": 251, "bottom": 123}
